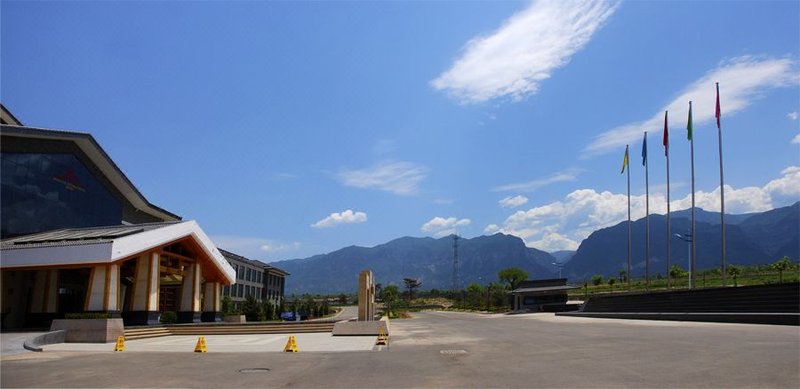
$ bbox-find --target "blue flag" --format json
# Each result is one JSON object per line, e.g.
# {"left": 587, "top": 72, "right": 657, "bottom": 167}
{"left": 641, "top": 131, "right": 648, "bottom": 166}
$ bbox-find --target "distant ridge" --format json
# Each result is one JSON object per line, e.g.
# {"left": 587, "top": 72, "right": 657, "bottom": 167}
{"left": 273, "top": 202, "right": 798, "bottom": 294}
{"left": 563, "top": 202, "right": 799, "bottom": 280}
{"left": 273, "top": 233, "right": 556, "bottom": 295}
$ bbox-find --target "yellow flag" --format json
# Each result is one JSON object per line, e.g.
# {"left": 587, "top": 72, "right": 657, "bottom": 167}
{"left": 621, "top": 145, "right": 629, "bottom": 174}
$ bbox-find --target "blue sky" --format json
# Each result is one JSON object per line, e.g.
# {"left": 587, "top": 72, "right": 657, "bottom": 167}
{"left": 2, "top": 1, "right": 798, "bottom": 261}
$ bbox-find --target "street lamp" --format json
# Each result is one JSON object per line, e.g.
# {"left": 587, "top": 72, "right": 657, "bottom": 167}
{"left": 673, "top": 232, "right": 693, "bottom": 289}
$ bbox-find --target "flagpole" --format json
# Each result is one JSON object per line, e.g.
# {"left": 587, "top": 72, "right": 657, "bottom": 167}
{"left": 644, "top": 131, "right": 650, "bottom": 287}
{"left": 716, "top": 82, "right": 727, "bottom": 286}
{"left": 689, "top": 101, "right": 697, "bottom": 289}
{"left": 626, "top": 145, "right": 631, "bottom": 285}
{"left": 665, "top": 111, "right": 671, "bottom": 289}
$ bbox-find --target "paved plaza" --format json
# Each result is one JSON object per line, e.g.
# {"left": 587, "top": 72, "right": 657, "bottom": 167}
{"left": 2, "top": 311, "right": 798, "bottom": 388}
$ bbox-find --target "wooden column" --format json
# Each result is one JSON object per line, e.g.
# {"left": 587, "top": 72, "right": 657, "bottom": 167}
{"left": 201, "top": 282, "right": 221, "bottom": 322}
{"left": 30, "top": 270, "right": 48, "bottom": 313}
{"left": 129, "top": 253, "right": 160, "bottom": 325}
{"left": 178, "top": 262, "right": 202, "bottom": 323}
{"left": 85, "top": 265, "right": 119, "bottom": 312}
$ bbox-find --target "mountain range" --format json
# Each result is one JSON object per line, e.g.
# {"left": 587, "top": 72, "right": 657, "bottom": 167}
{"left": 274, "top": 202, "right": 798, "bottom": 295}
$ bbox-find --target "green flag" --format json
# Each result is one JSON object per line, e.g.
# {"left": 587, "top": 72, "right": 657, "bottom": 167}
{"left": 687, "top": 101, "right": 693, "bottom": 141}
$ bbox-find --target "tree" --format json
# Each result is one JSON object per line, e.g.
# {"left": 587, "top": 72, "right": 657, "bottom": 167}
{"left": 338, "top": 293, "right": 348, "bottom": 305}
{"left": 591, "top": 274, "right": 603, "bottom": 287}
{"left": 498, "top": 267, "right": 529, "bottom": 291}
{"left": 669, "top": 265, "right": 687, "bottom": 280}
{"left": 380, "top": 285, "right": 400, "bottom": 315}
{"left": 403, "top": 278, "right": 422, "bottom": 301}
{"left": 608, "top": 277, "right": 616, "bottom": 292}
{"left": 221, "top": 295, "right": 237, "bottom": 315}
{"left": 618, "top": 269, "right": 627, "bottom": 283}
{"left": 241, "top": 294, "right": 264, "bottom": 322}
{"left": 771, "top": 256, "right": 794, "bottom": 284}
{"left": 727, "top": 265, "right": 743, "bottom": 287}
{"left": 465, "top": 283, "right": 485, "bottom": 309}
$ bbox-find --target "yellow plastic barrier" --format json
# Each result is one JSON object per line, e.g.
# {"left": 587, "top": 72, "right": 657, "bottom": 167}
{"left": 376, "top": 327, "right": 389, "bottom": 346}
{"left": 283, "top": 335, "right": 299, "bottom": 352}
{"left": 113, "top": 336, "right": 125, "bottom": 352}
{"left": 194, "top": 336, "right": 208, "bottom": 353}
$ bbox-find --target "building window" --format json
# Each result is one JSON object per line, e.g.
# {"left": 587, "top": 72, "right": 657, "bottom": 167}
{"left": 1, "top": 153, "right": 123, "bottom": 238}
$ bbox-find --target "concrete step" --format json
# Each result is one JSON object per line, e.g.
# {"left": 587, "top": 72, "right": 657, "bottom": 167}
{"left": 123, "top": 322, "right": 335, "bottom": 339}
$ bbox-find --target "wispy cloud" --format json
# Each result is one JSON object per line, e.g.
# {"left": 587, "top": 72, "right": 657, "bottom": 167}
{"left": 421, "top": 216, "right": 471, "bottom": 238}
{"left": 585, "top": 56, "right": 798, "bottom": 156}
{"left": 271, "top": 172, "right": 298, "bottom": 181}
{"left": 487, "top": 166, "right": 800, "bottom": 251}
{"left": 492, "top": 168, "right": 581, "bottom": 192}
{"left": 499, "top": 195, "right": 529, "bottom": 208}
{"left": 337, "top": 161, "right": 428, "bottom": 196}
{"left": 311, "top": 209, "right": 368, "bottom": 228}
{"left": 792, "top": 134, "right": 800, "bottom": 144}
{"left": 788, "top": 111, "right": 799, "bottom": 120}
{"left": 432, "top": 0, "right": 619, "bottom": 103}
{"left": 211, "top": 235, "right": 301, "bottom": 260}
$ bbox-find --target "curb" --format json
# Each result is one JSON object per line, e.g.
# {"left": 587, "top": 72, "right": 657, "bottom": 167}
{"left": 23, "top": 330, "right": 67, "bottom": 352}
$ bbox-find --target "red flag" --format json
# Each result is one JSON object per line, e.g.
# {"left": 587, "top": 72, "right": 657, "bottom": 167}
{"left": 715, "top": 83, "right": 721, "bottom": 129}
{"left": 663, "top": 111, "right": 668, "bottom": 156}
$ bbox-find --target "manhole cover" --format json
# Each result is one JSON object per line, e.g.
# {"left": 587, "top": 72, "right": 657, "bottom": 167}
{"left": 238, "top": 368, "right": 271, "bottom": 374}
{"left": 439, "top": 349, "right": 467, "bottom": 355}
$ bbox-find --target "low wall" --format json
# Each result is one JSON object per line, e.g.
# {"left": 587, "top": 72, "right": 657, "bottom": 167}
{"left": 332, "top": 318, "right": 389, "bottom": 336}
{"left": 50, "top": 318, "right": 124, "bottom": 343}
{"left": 23, "top": 330, "right": 67, "bottom": 352}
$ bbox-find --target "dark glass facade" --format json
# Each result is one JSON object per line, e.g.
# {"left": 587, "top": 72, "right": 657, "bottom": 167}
{"left": 1, "top": 152, "right": 122, "bottom": 238}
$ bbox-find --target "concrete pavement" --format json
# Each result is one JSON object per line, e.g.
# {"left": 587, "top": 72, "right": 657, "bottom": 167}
{"left": 2, "top": 311, "right": 798, "bottom": 388}
{"left": 42, "top": 332, "right": 377, "bottom": 353}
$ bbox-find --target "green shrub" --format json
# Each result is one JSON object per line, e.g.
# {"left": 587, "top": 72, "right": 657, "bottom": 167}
{"left": 221, "top": 295, "right": 241, "bottom": 315}
{"left": 159, "top": 311, "right": 177, "bottom": 324}
{"left": 64, "top": 312, "right": 112, "bottom": 319}
{"left": 242, "top": 294, "right": 265, "bottom": 321}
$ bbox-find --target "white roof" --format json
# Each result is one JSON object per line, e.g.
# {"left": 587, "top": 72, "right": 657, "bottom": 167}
{"left": 1, "top": 221, "right": 236, "bottom": 284}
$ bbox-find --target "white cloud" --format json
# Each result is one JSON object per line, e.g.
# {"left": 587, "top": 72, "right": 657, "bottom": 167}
{"left": 484, "top": 224, "right": 501, "bottom": 234}
{"left": 311, "top": 209, "right": 368, "bottom": 228}
{"left": 260, "top": 241, "right": 302, "bottom": 253}
{"left": 585, "top": 56, "right": 798, "bottom": 156}
{"left": 211, "top": 235, "right": 301, "bottom": 260}
{"left": 490, "top": 166, "right": 800, "bottom": 251}
{"left": 337, "top": 161, "right": 428, "bottom": 196}
{"left": 530, "top": 232, "right": 581, "bottom": 252}
{"left": 792, "top": 134, "right": 800, "bottom": 144}
{"left": 421, "top": 216, "right": 471, "bottom": 238}
{"left": 499, "top": 195, "right": 529, "bottom": 208}
{"left": 788, "top": 111, "right": 799, "bottom": 120}
{"left": 431, "top": 0, "right": 619, "bottom": 103}
{"left": 493, "top": 169, "right": 581, "bottom": 192}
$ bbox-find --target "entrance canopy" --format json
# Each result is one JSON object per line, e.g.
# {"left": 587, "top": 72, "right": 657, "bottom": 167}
{"left": 1, "top": 221, "right": 235, "bottom": 284}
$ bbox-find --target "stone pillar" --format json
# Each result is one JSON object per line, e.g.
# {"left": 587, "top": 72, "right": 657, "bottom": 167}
{"left": 129, "top": 253, "right": 160, "bottom": 325}
{"left": 358, "top": 270, "right": 375, "bottom": 321}
{"left": 85, "top": 265, "right": 119, "bottom": 313}
{"left": 201, "top": 282, "right": 221, "bottom": 322}
{"left": 178, "top": 262, "right": 201, "bottom": 323}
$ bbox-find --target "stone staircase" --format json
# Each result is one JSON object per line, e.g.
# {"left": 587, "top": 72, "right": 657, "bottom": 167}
{"left": 124, "top": 321, "right": 336, "bottom": 340}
